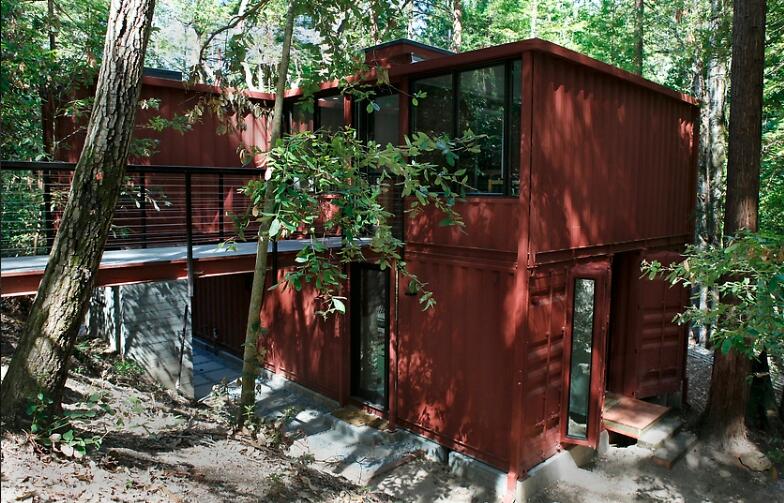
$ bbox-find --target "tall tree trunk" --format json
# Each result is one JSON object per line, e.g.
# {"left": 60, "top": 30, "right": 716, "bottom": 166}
{"left": 0, "top": 0, "right": 156, "bottom": 421}
{"left": 451, "top": 0, "right": 462, "bottom": 52}
{"left": 237, "top": 0, "right": 297, "bottom": 427}
{"left": 702, "top": 0, "right": 766, "bottom": 448}
{"left": 694, "top": 0, "right": 729, "bottom": 346}
{"left": 634, "top": 0, "right": 644, "bottom": 75}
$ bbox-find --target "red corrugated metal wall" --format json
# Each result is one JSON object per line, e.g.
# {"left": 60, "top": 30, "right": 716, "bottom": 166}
{"left": 260, "top": 267, "right": 344, "bottom": 401}
{"left": 397, "top": 198, "right": 518, "bottom": 466}
{"left": 606, "top": 250, "right": 688, "bottom": 399}
{"left": 528, "top": 52, "right": 697, "bottom": 255}
{"left": 193, "top": 274, "right": 252, "bottom": 354}
{"left": 520, "top": 265, "right": 568, "bottom": 470}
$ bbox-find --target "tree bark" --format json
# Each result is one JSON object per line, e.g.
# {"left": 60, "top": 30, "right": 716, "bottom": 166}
{"left": 702, "top": 0, "right": 766, "bottom": 447}
{"left": 237, "top": 0, "right": 297, "bottom": 427}
{"left": 0, "top": 0, "right": 156, "bottom": 421}
{"left": 633, "top": 0, "right": 644, "bottom": 75}
{"left": 530, "top": 0, "right": 538, "bottom": 38}
{"left": 451, "top": 0, "right": 462, "bottom": 52}
{"left": 693, "top": 0, "right": 729, "bottom": 347}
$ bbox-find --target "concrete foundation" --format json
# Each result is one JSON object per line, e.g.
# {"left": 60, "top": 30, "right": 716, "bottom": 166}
{"left": 89, "top": 279, "right": 193, "bottom": 398}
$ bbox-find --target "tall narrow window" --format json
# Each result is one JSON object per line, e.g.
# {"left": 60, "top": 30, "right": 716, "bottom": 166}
{"left": 509, "top": 59, "right": 522, "bottom": 195}
{"left": 289, "top": 100, "right": 313, "bottom": 133}
{"left": 351, "top": 265, "right": 389, "bottom": 407}
{"left": 567, "top": 278, "right": 596, "bottom": 439}
{"left": 458, "top": 64, "right": 506, "bottom": 193}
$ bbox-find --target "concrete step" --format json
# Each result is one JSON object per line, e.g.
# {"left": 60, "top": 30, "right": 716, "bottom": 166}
{"left": 652, "top": 431, "right": 698, "bottom": 469}
{"left": 637, "top": 412, "right": 684, "bottom": 449}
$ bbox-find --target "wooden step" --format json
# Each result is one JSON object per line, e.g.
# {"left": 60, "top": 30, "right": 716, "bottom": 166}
{"left": 602, "top": 393, "right": 671, "bottom": 439}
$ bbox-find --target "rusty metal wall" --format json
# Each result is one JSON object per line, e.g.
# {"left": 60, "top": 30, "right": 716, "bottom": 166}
{"left": 57, "top": 77, "right": 270, "bottom": 167}
{"left": 260, "top": 266, "right": 345, "bottom": 401}
{"left": 528, "top": 52, "right": 697, "bottom": 256}
{"left": 607, "top": 250, "right": 688, "bottom": 399}
{"left": 192, "top": 273, "right": 252, "bottom": 355}
{"left": 397, "top": 198, "right": 518, "bottom": 467}
{"left": 520, "top": 265, "right": 568, "bottom": 470}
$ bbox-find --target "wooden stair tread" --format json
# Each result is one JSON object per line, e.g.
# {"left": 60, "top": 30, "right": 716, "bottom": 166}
{"left": 602, "top": 393, "right": 670, "bottom": 438}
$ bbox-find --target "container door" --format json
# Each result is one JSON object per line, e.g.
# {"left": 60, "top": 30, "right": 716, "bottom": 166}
{"left": 350, "top": 264, "right": 390, "bottom": 409}
{"left": 561, "top": 260, "right": 612, "bottom": 447}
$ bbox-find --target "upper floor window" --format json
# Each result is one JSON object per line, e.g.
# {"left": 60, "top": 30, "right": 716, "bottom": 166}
{"left": 412, "top": 60, "right": 522, "bottom": 196}
{"left": 317, "top": 95, "right": 344, "bottom": 132}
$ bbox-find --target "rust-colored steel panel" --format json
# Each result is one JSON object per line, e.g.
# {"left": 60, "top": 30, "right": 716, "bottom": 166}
{"left": 193, "top": 273, "right": 252, "bottom": 354}
{"left": 607, "top": 250, "right": 688, "bottom": 399}
{"left": 56, "top": 77, "right": 270, "bottom": 167}
{"left": 260, "top": 266, "right": 344, "bottom": 401}
{"left": 396, "top": 251, "right": 516, "bottom": 467}
{"left": 528, "top": 52, "right": 697, "bottom": 256}
{"left": 520, "top": 265, "right": 567, "bottom": 471}
{"left": 405, "top": 197, "right": 519, "bottom": 253}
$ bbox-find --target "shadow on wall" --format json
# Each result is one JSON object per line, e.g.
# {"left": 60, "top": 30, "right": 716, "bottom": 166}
{"left": 89, "top": 279, "right": 193, "bottom": 398}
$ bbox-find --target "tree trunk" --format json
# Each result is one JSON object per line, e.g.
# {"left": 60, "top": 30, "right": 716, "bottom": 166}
{"left": 693, "top": 0, "right": 729, "bottom": 347}
{"left": 702, "top": 0, "right": 766, "bottom": 448}
{"left": 451, "top": 0, "right": 462, "bottom": 52}
{"left": 0, "top": 0, "right": 156, "bottom": 421}
{"left": 530, "top": 0, "right": 538, "bottom": 38}
{"left": 633, "top": 0, "right": 644, "bottom": 75}
{"left": 237, "top": 0, "right": 297, "bottom": 427}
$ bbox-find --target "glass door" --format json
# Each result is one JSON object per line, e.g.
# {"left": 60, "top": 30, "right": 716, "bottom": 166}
{"left": 561, "top": 260, "right": 612, "bottom": 447}
{"left": 350, "top": 264, "right": 390, "bottom": 408}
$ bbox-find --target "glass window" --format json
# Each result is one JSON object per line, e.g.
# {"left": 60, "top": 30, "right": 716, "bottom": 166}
{"left": 289, "top": 100, "right": 313, "bottom": 133}
{"left": 458, "top": 64, "right": 506, "bottom": 194}
{"left": 317, "top": 95, "right": 344, "bottom": 132}
{"left": 412, "top": 74, "right": 454, "bottom": 138}
{"left": 509, "top": 59, "right": 522, "bottom": 195}
{"left": 355, "top": 93, "right": 399, "bottom": 147}
{"left": 567, "top": 278, "right": 596, "bottom": 439}
{"left": 351, "top": 266, "right": 389, "bottom": 407}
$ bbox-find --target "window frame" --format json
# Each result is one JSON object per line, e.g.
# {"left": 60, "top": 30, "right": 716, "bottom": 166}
{"left": 409, "top": 58, "right": 521, "bottom": 197}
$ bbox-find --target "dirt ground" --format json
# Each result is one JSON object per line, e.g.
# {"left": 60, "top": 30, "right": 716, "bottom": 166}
{"left": 2, "top": 299, "right": 783, "bottom": 503}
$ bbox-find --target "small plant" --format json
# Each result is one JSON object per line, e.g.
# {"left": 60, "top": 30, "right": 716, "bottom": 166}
{"left": 112, "top": 358, "right": 144, "bottom": 378}
{"left": 26, "top": 392, "right": 113, "bottom": 458}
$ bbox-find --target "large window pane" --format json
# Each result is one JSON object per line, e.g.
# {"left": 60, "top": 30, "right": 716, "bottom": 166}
{"left": 412, "top": 74, "right": 454, "bottom": 138}
{"left": 458, "top": 64, "right": 506, "bottom": 193}
{"left": 317, "top": 95, "right": 344, "bottom": 132}
{"left": 567, "top": 278, "right": 596, "bottom": 439}
{"left": 352, "top": 266, "right": 389, "bottom": 407}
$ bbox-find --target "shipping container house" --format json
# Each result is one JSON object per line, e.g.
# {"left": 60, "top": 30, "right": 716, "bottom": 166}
{"left": 55, "top": 38, "right": 698, "bottom": 482}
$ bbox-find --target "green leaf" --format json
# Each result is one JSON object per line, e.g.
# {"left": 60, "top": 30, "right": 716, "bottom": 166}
{"left": 332, "top": 298, "right": 346, "bottom": 314}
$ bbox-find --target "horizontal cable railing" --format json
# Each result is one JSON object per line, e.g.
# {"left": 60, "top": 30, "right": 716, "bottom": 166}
{"left": 1, "top": 161, "right": 261, "bottom": 258}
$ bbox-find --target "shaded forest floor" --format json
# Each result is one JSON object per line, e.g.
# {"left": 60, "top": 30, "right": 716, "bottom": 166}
{"left": 2, "top": 298, "right": 783, "bottom": 502}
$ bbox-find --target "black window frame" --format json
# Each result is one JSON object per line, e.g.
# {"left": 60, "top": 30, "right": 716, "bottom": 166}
{"left": 410, "top": 58, "right": 522, "bottom": 197}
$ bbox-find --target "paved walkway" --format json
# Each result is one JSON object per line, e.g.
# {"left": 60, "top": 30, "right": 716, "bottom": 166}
{"left": 192, "top": 339, "right": 243, "bottom": 399}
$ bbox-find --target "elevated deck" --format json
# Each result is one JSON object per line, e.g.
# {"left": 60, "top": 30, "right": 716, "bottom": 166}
{"left": 1, "top": 237, "right": 347, "bottom": 297}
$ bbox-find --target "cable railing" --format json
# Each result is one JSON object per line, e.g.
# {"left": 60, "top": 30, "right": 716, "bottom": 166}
{"left": 1, "top": 161, "right": 404, "bottom": 264}
{"left": 1, "top": 161, "right": 263, "bottom": 258}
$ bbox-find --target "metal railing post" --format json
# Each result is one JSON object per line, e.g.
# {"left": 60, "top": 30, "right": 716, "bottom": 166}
{"left": 185, "top": 172, "right": 194, "bottom": 298}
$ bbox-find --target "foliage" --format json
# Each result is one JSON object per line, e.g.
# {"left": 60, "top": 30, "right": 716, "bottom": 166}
{"left": 642, "top": 232, "right": 784, "bottom": 359}
{"left": 235, "top": 126, "right": 480, "bottom": 315}
{"left": 26, "top": 391, "right": 112, "bottom": 458}
{"left": 112, "top": 358, "right": 144, "bottom": 379}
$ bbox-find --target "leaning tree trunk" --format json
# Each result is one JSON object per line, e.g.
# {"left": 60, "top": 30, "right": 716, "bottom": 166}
{"left": 702, "top": 0, "right": 766, "bottom": 448}
{"left": 0, "top": 0, "right": 156, "bottom": 421}
{"left": 237, "top": 0, "right": 297, "bottom": 427}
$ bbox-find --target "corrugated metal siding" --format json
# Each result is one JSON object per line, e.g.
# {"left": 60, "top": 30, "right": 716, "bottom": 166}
{"left": 57, "top": 81, "right": 270, "bottom": 167}
{"left": 193, "top": 273, "right": 252, "bottom": 354}
{"left": 520, "top": 265, "right": 567, "bottom": 471}
{"left": 606, "top": 250, "right": 687, "bottom": 399}
{"left": 261, "top": 266, "right": 344, "bottom": 401}
{"left": 396, "top": 250, "right": 516, "bottom": 467}
{"left": 529, "top": 52, "right": 697, "bottom": 255}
